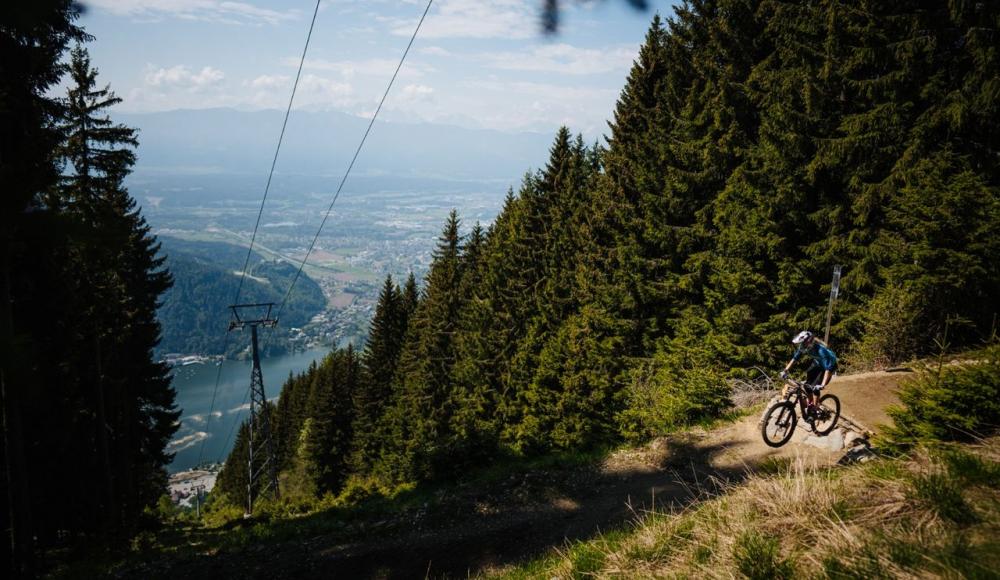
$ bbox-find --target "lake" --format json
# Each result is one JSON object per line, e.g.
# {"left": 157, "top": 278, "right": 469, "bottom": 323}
{"left": 167, "top": 346, "right": 331, "bottom": 472}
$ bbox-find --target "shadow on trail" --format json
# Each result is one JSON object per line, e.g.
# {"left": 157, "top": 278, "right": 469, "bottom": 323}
{"left": 185, "top": 438, "right": 759, "bottom": 579}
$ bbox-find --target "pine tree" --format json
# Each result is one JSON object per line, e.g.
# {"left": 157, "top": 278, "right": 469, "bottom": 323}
{"left": 444, "top": 222, "right": 496, "bottom": 461}
{"left": 3, "top": 37, "right": 177, "bottom": 545}
{"left": 352, "top": 276, "right": 403, "bottom": 471}
{"left": 868, "top": 2, "right": 1000, "bottom": 349}
{"left": 400, "top": 272, "right": 419, "bottom": 323}
{"left": 595, "top": 12, "right": 679, "bottom": 350}
{"left": 450, "top": 204, "right": 520, "bottom": 458}
{"left": 510, "top": 130, "right": 608, "bottom": 451}
{"left": 520, "top": 305, "right": 625, "bottom": 450}
{"left": 274, "top": 366, "right": 314, "bottom": 470}
{"left": 215, "top": 421, "right": 252, "bottom": 509}
{"left": 55, "top": 45, "right": 178, "bottom": 529}
{"left": 803, "top": 0, "right": 1000, "bottom": 359}
{"left": 303, "top": 347, "right": 358, "bottom": 494}
{"left": 378, "top": 211, "right": 466, "bottom": 480}
{"left": 1, "top": 3, "right": 86, "bottom": 567}
{"left": 664, "top": 0, "right": 789, "bottom": 372}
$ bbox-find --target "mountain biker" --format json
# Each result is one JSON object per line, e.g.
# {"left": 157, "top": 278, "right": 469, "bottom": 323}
{"left": 779, "top": 330, "right": 837, "bottom": 417}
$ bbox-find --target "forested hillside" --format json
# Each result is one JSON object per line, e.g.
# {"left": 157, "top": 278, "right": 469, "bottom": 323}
{"left": 156, "top": 238, "right": 326, "bottom": 357}
{"left": 217, "top": 0, "right": 999, "bottom": 510}
{"left": 1, "top": 5, "right": 179, "bottom": 574}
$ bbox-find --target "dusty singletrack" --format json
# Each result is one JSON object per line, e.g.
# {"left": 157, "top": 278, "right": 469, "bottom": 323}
{"left": 161, "top": 369, "right": 911, "bottom": 580}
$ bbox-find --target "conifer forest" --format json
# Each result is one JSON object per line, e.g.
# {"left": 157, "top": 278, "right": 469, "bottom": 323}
{"left": 217, "top": 0, "right": 1000, "bottom": 504}
{"left": 2, "top": 0, "right": 999, "bottom": 576}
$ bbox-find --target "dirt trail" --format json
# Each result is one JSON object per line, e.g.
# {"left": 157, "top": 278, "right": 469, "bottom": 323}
{"left": 164, "top": 369, "right": 913, "bottom": 580}
{"left": 830, "top": 368, "right": 911, "bottom": 431}
{"left": 648, "top": 367, "right": 910, "bottom": 474}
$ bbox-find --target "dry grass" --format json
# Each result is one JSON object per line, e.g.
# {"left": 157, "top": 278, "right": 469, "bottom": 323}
{"left": 730, "top": 368, "right": 778, "bottom": 410}
{"left": 487, "top": 439, "right": 1000, "bottom": 579}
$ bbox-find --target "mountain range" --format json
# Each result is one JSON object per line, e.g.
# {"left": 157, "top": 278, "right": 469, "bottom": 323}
{"left": 121, "top": 108, "right": 558, "bottom": 183}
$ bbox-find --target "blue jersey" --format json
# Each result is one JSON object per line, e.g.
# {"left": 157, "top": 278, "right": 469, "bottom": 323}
{"left": 793, "top": 342, "right": 838, "bottom": 371}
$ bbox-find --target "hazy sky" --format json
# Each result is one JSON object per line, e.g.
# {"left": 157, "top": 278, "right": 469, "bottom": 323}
{"left": 77, "top": 0, "right": 677, "bottom": 135}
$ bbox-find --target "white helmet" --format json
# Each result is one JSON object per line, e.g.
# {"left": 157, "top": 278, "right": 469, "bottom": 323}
{"left": 792, "top": 330, "right": 813, "bottom": 345}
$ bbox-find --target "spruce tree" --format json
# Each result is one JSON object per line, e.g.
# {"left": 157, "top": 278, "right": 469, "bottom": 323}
{"left": 445, "top": 222, "right": 495, "bottom": 461}
{"left": 451, "top": 201, "right": 520, "bottom": 457}
{"left": 400, "top": 272, "right": 420, "bottom": 327}
{"left": 55, "top": 45, "right": 178, "bottom": 529}
{"left": 511, "top": 131, "right": 607, "bottom": 451}
{"left": 274, "top": 366, "right": 314, "bottom": 470}
{"left": 352, "top": 276, "right": 403, "bottom": 471}
{"left": 303, "top": 347, "right": 358, "bottom": 494}
{"left": 1, "top": 3, "right": 86, "bottom": 566}
{"left": 215, "top": 421, "right": 252, "bottom": 508}
{"left": 379, "top": 211, "right": 466, "bottom": 480}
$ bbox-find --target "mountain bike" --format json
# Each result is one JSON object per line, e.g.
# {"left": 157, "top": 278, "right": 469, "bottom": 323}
{"left": 760, "top": 376, "right": 841, "bottom": 448}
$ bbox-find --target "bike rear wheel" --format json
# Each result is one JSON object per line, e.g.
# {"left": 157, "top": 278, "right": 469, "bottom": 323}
{"left": 812, "top": 393, "right": 841, "bottom": 435}
{"left": 762, "top": 401, "right": 797, "bottom": 447}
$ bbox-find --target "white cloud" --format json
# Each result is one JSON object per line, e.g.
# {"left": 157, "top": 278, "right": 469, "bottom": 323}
{"left": 247, "top": 74, "right": 353, "bottom": 109}
{"left": 418, "top": 46, "right": 453, "bottom": 56}
{"left": 128, "top": 68, "right": 357, "bottom": 111}
{"left": 452, "top": 79, "right": 619, "bottom": 133}
{"left": 89, "top": 0, "right": 299, "bottom": 25}
{"left": 387, "top": 0, "right": 535, "bottom": 39}
{"left": 248, "top": 74, "right": 290, "bottom": 90}
{"left": 465, "top": 78, "right": 616, "bottom": 101}
{"left": 166, "top": 431, "right": 209, "bottom": 453}
{"left": 399, "top": 83, "right": 434, "bottom": 102}
{"left": 299, "top": 74, "right": 353, "bottom": 101}
{"left": 145, "top": 65, "right": 226, "bottom": 89}
{"left": 488, "top": 43, "right": 637, "bottom": 75}
{"left": 182, "top": 413, "right": 207, "bottom": 424}
{"left": 295, "top": 57, "right": 430, "bottom": 79}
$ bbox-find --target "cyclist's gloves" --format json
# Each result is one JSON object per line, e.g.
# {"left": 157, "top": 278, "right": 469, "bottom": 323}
{"left": 779, "top": 370, "right": 789, "bottom": 380}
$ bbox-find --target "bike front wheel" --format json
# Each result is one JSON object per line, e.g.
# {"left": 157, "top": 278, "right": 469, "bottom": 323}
{"left": 812, "top": 393, "right": 841, "bottom": 435}
{"left": 762, "top": 401, "right": 797, "bottom": 448}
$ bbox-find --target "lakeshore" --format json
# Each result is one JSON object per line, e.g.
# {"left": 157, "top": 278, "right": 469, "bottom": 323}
{"left": 167, "top": 346, "right": 331, "bottom": 473}
{"left": 168, "top": 467, "right": 219, "bottom": 508}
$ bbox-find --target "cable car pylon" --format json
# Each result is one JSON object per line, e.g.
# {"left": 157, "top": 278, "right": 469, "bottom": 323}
{"left": 228, "top": 303, "right": 280, "bottom": 516}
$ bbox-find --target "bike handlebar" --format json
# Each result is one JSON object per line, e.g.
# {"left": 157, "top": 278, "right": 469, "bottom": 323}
{"left": 778, "top": 375, "right": 807, "bottom": 397}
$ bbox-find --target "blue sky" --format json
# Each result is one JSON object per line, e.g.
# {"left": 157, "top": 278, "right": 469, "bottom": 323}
{"left": 78, "top": 0, "right": 677, "bottom": 135}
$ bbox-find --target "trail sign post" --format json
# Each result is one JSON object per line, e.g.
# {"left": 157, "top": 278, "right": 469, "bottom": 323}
{"left": 824, "top": 266, "right": 842, "bottom": 344}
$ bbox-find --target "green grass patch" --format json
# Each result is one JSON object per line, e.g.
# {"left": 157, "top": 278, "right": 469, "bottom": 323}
{"left": 493, "top": 435, "right": 1000, "bottom": 579}
{"left": 829, "top": 498, "right": 853, "bottom": 522}
{"left": 693, "top": 543, "right": 713, "bottom": 565}
{"left": 567, "top": 542, "right": 607, "bottom": 577}
{"left": 884, "top": 536, "right": 922, "bottom": 570}
{"left": 733, "top": 530, "right": 795, "bottom": 580}
{"left": 466, "top": 446, "right": 613, "bottom": 488}
{"left": 821, "top": 546, "right": 890, "bottom": 579}
{"left": 940, "top": 448, "right": 1000, "bottom": 486}
{"left": 864, "top": 458, "right": 907, "bottom": 481}
{"left": 910, "top": 472, "right": 978, "bottom": 524}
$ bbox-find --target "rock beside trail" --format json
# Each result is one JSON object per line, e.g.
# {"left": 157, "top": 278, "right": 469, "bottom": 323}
{"left": 803, "top": 428, "right": 846, "bottom": 451}
{"left": 839, "top": 443, "right": 877, "bottom": 464}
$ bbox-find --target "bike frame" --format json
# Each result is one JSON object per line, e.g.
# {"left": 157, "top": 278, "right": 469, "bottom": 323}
{"left": 781, "top": 378, "right": 813, "bottom": 417}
